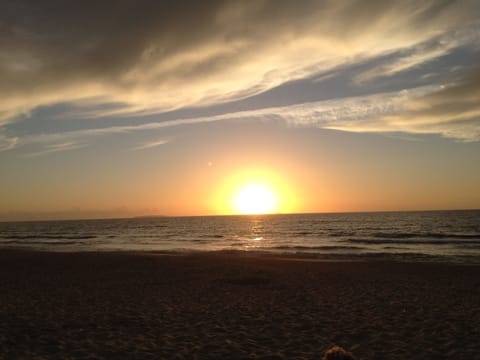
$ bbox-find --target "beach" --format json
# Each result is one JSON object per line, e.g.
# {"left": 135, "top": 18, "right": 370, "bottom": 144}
{"left": 0, "top": 250, "right": 479, "bottom": 359}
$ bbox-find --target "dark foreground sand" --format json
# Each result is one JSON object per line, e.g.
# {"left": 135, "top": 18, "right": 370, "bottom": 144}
{"left": 0, "top": 251, "right": 479, "bottom": 359}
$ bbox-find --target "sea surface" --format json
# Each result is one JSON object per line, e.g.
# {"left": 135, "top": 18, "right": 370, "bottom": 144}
{"left": 1, "top": 210, "right": 480, "bottom": 263}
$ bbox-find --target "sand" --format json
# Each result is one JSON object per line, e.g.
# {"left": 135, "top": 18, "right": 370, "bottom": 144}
{"left": 0, "top": 250, "right": 479, "bottom": 359}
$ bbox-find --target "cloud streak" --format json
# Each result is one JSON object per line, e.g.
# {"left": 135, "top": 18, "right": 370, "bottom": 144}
{"left": 4, "top": 73, "right": 480, "bottom": 156}
{"left": 133, "top": 139, "right": 170, "bottom": 151}
{"left": 24, "top": 142, "right": 86, "bottom": 157}
{"left": 8, "top": 85, "right": 439, "bottom": 145}
{"left": 13, "top": 88, "right": 415, "bottom": 137}
{"left": 0, "top": 134, "right": 18, "bottom": 151}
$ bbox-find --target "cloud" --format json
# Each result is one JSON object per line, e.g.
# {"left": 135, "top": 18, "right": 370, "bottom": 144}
{"left": 1, "top": 0, "right": 479, "bottom": 127}
{"left": 9, "top": 73, "right": 480, "bottom": 149}
{"left": 133, "top": 139, "right": 169, "bottom": 150}
{"left": 12, "top": 86, "right": 434, "bottom": 144}
{"left": 354, "top": 22, "right": 480, "bottom": 83}
{"left": 355, "top": 39, "right": 459, "bottom": 84}
{"left": 24, "top": 141, "right": 85, "bottom": 157}
{"left": 0, "top": 134, "right": 18, "bottom": 151}
{"left": 377, "top": 69, "right": 480, "bottom": 141}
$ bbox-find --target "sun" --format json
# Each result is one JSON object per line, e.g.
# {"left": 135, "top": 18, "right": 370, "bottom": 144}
{"left": 211, "top": 168, "right": 298, "bottom": 215}
{"left": 234, "top": 183, "right": 278, "bottom": 215}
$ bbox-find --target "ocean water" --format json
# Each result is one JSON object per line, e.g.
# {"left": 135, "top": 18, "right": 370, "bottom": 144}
{"left": 1, "top": 210, "right": 480, "bottom": 263}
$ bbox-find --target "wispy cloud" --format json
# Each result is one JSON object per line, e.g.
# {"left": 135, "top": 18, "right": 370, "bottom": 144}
{"left": 12, "top": 85, "right": 436, "bottom": 143}
{"left": 24, "top": 142, "right": 85, "bottom": 157}
{"left": 354, "top": 24, "right": 480, "bottom": 83}
{"left": 0, "top": 134, "right": 18, "bottom": 151}
{"left": 9, "top": 70, "right": 480, "bottom": 151}
{"left": 133, "top": 139, "right": 169, "bottom": 150}
{"left": 14, "top": 89, "right": 418, "bottom": 144}
{"left": 377, "top": 69, "right": 480, "bottom": 141}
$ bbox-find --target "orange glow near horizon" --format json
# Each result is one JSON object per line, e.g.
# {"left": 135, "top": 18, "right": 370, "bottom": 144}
{"left": 211, "top": 168, "right": 299, "bottom": 215}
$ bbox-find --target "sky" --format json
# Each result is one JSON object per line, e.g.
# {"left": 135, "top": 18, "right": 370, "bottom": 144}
{"left": 1, "top": 0, "right": 480, "bottom": 221}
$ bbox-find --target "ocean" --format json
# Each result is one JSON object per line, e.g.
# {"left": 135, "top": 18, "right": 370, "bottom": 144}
{"left": 1, "top": 210, "right": 479, "bottom": 264}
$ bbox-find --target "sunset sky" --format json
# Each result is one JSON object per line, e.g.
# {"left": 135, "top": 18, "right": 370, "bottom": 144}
{"left": 1, "top": 0, "right": 480, "bottom": 221}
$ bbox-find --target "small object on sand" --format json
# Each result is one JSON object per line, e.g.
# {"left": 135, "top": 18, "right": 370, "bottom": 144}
{"left": 322, "top": 346, "right": 356, "bottom": 360}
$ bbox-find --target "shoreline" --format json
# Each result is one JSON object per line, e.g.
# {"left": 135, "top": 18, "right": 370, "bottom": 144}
{"left": 1, "top": 250, "right": 479, "bottom": 359}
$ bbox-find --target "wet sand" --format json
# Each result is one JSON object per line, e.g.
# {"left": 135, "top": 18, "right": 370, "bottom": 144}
{"left": 0, "top": 250, "right": 479, "bottom": 359}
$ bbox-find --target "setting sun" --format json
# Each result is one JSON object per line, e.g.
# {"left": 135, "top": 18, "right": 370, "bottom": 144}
{"left": 210, "top": 168, "right": 299, "bottom": 216}
{"left": 234, "top": 183, "right": 278, "bottom": 214}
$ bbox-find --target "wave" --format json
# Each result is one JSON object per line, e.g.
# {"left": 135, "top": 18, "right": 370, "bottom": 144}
{"left": 292, "top": 231, "right": 315, "bottom": 236}
{"left": 1, "top": 240, "right": 83, "bottom": 246}
{"left": 328, "top": 231, "right": 357, "bottom": 237}
{"left": 346, "top": 238, "right": 480, "bottom": 245}
{"left": 372, "top": 232, "right": 480, "bottom": 240}
{"left": 197, "top": 234, "right": 224, "bottom": 239}
{"left": 0, "top": 234, "right": 97, "bottom": 240}
{"left": 267, "top": 245, "right": 366, "bottom": 251}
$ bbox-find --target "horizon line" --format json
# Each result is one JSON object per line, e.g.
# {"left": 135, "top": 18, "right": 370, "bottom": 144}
{"left": 1, "top": 207, "right": 479, "bottom": 224}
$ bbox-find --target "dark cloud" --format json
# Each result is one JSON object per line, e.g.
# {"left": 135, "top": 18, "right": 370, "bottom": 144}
{"left": 1, "top": 1, "right": 222, "bottom": 88}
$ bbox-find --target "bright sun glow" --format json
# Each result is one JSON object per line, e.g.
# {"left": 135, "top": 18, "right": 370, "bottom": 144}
{"left": 212, "top": 168, "right": 298, "bottom": 215}
{"left": 234, "top": 183, "right": 278, "bottom": 214}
